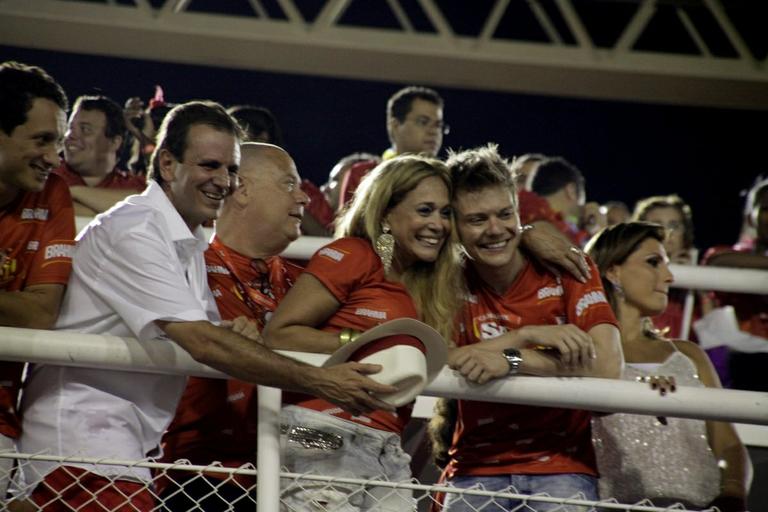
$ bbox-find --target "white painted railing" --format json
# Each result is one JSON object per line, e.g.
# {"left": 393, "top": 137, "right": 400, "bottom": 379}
{"left": 2, "top": 326, "right": 767, "bottom": 511}
{"left": 1, "top": 327, "right": 766, "bottom": 425}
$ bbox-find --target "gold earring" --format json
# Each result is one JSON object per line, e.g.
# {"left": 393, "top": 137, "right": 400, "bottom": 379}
{"left": 375, "top": 224, "right": 395, "bottom": 274}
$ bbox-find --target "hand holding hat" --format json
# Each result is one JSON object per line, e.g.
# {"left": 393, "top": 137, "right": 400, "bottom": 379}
{"left": 323, "top": 318, "right": 447, "bottom": 407}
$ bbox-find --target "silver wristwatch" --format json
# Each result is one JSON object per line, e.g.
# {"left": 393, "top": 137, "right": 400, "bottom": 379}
{"left": 502, "top": 348, "right": 523, "bottom": 376}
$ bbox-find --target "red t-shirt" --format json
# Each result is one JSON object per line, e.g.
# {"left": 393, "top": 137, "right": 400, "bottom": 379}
{"left": 300, "top": 179, "right": 336, "bottom": 231}
{"left": 518, "top": 190, "right": 589, "bottom": 246}
{"left": 53, "top": 162, "right": 146, "bottom": 191}
{"left": 161, "top": 236, "right": 302, "bottom": 469}
{"left": 0, "top": 174, "right": 75, "bottom": 438}
{"left": 447, "top": 257, "right": 617, "bottom": 478}
{"left": 285, "top": 237, "right": 419, "bottom": 434}
{"left": 339, "top": 160, "right": 378, "bottom": 208}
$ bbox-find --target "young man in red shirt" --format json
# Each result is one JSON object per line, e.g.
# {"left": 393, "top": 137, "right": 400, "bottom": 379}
{"left": 0, "top": 60, "right": 74, "bottom": 499}
{"left": 440, "top": 145, "right": 623, "bottom": 511}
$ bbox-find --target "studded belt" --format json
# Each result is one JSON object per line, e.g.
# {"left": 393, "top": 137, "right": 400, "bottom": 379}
{"left": 281, "top": 424, "right": 344, "bottom": 450}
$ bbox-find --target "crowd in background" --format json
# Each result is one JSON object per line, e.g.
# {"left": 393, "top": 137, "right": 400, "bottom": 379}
{"left": 1, "top": 59, "right": 766, "bottom": 511}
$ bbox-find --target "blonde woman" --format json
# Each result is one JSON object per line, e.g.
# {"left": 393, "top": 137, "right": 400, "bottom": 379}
{"left": 586, "top": 222, "right": 750, "bottom": 511}
{"left": 264, "top": 155, "right": 462, "bottom": 511}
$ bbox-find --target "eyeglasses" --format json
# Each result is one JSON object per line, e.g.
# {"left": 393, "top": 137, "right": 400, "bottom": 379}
{"left": 406, "top": 115, "right": 450, "bottom": 135}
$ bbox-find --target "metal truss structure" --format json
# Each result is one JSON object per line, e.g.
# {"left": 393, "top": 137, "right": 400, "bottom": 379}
{"left": 0, "top": 0, "right": 766, "bottom": 109}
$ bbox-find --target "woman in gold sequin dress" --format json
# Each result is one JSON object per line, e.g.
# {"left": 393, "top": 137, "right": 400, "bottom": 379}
{"left": 585, "top": 222, "right": 751, "bottom": 511}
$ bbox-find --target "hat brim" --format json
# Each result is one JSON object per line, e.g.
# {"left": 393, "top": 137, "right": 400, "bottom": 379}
{"left": 322, "top": 318, "right": 447, "bottom": 385}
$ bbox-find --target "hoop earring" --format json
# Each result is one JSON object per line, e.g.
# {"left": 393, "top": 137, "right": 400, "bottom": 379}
{"left": 375, "top": 224, "right": 395, "bottom": 274}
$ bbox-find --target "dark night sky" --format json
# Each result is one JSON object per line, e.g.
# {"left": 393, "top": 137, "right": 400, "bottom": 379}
{"left": 2, "top": 44, "right": 765, "bottom": 250}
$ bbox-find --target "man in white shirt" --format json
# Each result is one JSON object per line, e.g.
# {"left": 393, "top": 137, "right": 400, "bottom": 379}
{"left": 16, "top": 101, "right": 396, "bottom": 511}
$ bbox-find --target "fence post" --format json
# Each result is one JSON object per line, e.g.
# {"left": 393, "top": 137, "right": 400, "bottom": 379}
{"left": 257, "top": 385, "right": 283, "bottom": 512}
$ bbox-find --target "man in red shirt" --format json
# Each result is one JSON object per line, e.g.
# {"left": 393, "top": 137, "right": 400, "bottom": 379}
{"left": 439, "top": 145, "right": 622, "bottom": 511}
{"left": 160, "top": 142, "right": 310, "bottom": 510}
{"left": 698, "top": 177, "right": 768, "bottom": 391}
{"left": 525, "top": 157, "right": 606, "bottom": 247}
{"left": 54, "top": 95, "right": 145, "bottom": 216}
{"left": 0, "top": 60, "right": 74, "bottom": 499}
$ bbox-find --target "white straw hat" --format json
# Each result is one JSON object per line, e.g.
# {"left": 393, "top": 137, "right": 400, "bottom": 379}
{"left": 323, "top": 318, "right": 447, "bottom": 407}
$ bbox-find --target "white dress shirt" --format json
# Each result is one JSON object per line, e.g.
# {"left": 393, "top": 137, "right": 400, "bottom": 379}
{"left": 18, "top": 181, "right": 220, "bottom": 488}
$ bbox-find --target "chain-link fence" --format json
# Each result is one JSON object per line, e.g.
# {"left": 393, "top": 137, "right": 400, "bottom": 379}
{"left": 0, "top": 452, "right": 719, "bottom": 511}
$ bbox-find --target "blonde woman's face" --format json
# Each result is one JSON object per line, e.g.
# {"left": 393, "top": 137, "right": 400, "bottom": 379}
{"left": 385, "top": 175, "right": 451, "bottom": 268}
{"left": 643, "top": 206, "right": 686, "bottom": 261}
{"left": 614, "top": 238, "right": 674, "bottom": 316}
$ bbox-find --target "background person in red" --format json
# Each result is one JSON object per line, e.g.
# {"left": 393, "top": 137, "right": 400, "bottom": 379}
{"left": 54, "top": 95, "right": 145, "bottom": 215}
{"left": 587, "top": 222, "right": 750, "bottom": 511}
{"left": 0, "top": 60, "right": 72, "bottom": 500}
{"left": 698, "top": 178, "right": 768, "bottom": 392}
{"left": 437, "top": 145, "right": 622, "bottom": 512}
{"left": 160, "top": 142, "right": 308, "bottom": 511}
{"left": 633, "top": 194, "right": 700, "bottom": 340}
{"left": 265, "top": 155, "right": 463, "bottom": 511}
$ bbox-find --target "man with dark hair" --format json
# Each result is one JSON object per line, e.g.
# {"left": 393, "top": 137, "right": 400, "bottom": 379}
{"left": 227, "top": 104, "right": 284, "bottom": 146}
{"left": 332, "top": 85, "right": 447, "bottom": 218}
{"left": 437, "top": 144, "right": 621, "bottom": 511}
{"left": 528, "top": 157, "right": 604, "bottom": 246}
{"left": 385, "top": 85, "right": 446, "bottom": 158}
{"left": 17, "top": 101, "right": 395, "bottom": 511}
{"left": 159, "top": 142, "right": 310, "bottom": 510}
{"left": 0, "top": 60, "right": 73, "bottom": 499}
{"left": 54, "top": 95, "right": 145, "bottom": 215}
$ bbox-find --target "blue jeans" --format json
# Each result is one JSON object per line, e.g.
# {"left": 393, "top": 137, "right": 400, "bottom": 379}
{"left": 442, "top": 473, "right": 598, "bottom": 512}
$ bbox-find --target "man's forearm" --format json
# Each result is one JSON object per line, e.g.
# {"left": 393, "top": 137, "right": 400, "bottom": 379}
{"left": 0, "top": 289, "right": 60, "bottom": 329}
{"left": 708, "top": 251, "right": 768, "bottom": 270}
{"left": 162, "top": 320, "right": 319, "bottom": 394}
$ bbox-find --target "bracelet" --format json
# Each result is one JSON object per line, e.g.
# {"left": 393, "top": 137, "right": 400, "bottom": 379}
{"left": 520, "top": 224, "right": 534, "bottom": 235}
{"left": 338, "top": 328, "right": 361, "bottom": 347}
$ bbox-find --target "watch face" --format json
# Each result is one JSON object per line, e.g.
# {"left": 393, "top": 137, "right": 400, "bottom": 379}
{"left": 503, "top": 348, "right": 522, "bottom": 375}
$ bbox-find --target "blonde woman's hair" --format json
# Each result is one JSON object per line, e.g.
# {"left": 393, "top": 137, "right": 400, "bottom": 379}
{"left": 335, "top": 155, "right": 462, "bottom": 341}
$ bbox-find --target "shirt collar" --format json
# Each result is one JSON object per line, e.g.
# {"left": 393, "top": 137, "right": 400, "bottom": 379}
{"left": 143, "top": 181, "right": 209, "bottom": 252}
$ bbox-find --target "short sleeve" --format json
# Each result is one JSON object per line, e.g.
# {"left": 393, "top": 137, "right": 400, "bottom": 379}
{"left": 563, "top": 257, "right": 618, "bottom": 331}
{"left": 26, "top": 175, "right": 76, "bottom": 287}
{"left": 77, "top": 224, "right": 210, "bottom": 342}
{"left": 304, "top": 238, "right": 379, "bottom": 304}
